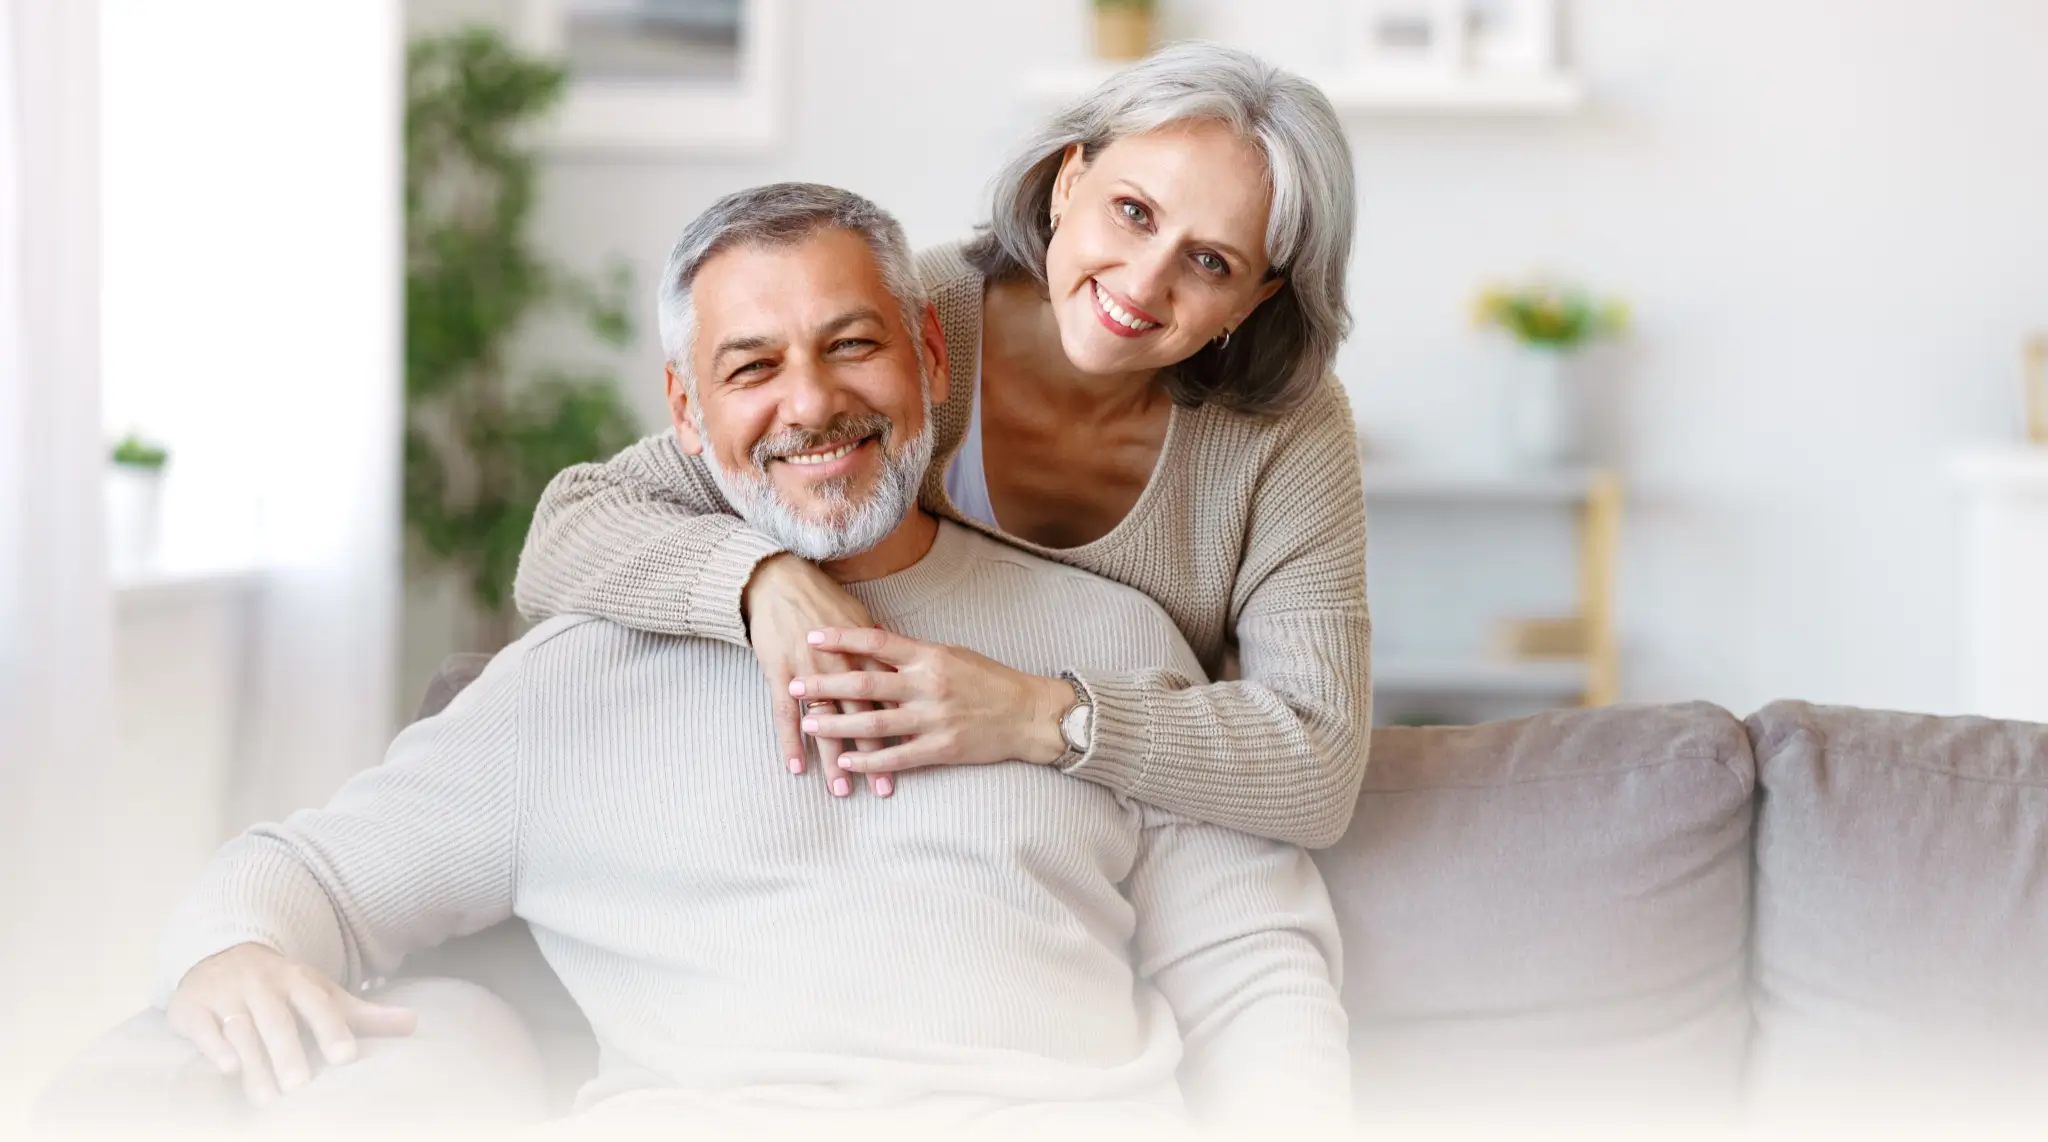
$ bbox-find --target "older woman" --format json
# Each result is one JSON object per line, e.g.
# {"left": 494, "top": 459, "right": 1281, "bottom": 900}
{"left": 514, "top": 43, "right": 1369, "bottom": 847}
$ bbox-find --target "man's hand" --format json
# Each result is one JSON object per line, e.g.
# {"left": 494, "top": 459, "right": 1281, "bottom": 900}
{"left": 165, "top": 943, "right": 418, "bottom": 1106}
{"left": 745, "top": 553, "right": 896, "bottom": 797}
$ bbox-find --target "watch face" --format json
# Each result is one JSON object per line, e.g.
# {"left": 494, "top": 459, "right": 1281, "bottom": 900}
{"left": 1061, "top": 703, "right": 1093, "bottom": 750}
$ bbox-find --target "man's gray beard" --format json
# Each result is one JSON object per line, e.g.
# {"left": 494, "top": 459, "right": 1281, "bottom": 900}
{"left": 697, "top": 398, "right": 934, "bottom": 563}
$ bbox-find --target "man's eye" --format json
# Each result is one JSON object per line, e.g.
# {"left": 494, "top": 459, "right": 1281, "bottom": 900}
{"left": 829, "top": 338, "right": 875, "bottom": 353}
{"left": 731, "top": 360, "right": 771, "bottom": 378}
{"left": 1118, "top": 200, "right": 1150, "bottom": 226}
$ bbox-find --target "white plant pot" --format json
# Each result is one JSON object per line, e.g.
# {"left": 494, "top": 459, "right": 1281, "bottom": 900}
{"left": 105, "top": 466, "right": 164, "bottom": 575}
{"left": 1502, "top": 347, "right": 1580, "bottom": 468}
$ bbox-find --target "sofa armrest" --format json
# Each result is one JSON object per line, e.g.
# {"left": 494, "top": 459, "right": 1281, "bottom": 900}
{"left": 35, "top": 978, "right": 549, "bottom": 1130}
{"left": 34, "top": 1009, "right": 243, "bottom": 1130}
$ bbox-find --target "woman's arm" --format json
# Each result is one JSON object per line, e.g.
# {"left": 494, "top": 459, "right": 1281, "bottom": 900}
{"left": 1063, "top": 385, "right": 1372, "bottom": 849}
{"left": 513, "top": 432, "right": 785, "bottom": 644}
{"left": 806, "top": 383, "right": 1373, "bottom": 846}
{"left": 513, "top": 432, "right": 890, "bottom": 791}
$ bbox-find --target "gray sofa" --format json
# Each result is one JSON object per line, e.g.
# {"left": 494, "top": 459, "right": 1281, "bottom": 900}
{"left": 38, "top": 655, "right": 2048, "bottom": 1135}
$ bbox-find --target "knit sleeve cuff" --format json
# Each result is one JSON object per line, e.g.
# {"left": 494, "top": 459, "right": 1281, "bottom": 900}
{"left": 1058, "top": 668, "right": 1151, "bottom": 796}
{"left": 683, "top": 524, "right": 790, "bottom": 646}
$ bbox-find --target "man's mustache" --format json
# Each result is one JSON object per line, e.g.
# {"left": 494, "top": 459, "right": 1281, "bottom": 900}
{"left": 750, "top": 414, "right": 893, "bottom": 471}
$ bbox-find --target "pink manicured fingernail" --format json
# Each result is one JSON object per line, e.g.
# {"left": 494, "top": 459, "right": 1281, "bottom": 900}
{"left": 831, "top": 777, "right": 850, "bottom": 797}
{"left": 788, "top": 680, "right": 805, "bottom": 696}
{"left": 808, "top": 631, "right": 826, "bottom": 645}
{"left": 875, "top": 776, "right": 894, "bottom": 797}
{"left": 787, "top": 756, "right": 803, "bottom": 774}
{"left": 838, "top": 755, "right": 858, "bottom": 770}
{"left": 802, "top": 718, "right": 819, "bottom": 733}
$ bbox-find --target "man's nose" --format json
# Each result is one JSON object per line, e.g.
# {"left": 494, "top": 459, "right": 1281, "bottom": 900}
{"left": 777, "top": 353, "right": 841, "bottom": 426}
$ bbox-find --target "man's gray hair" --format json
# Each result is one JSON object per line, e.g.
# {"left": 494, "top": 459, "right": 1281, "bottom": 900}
{"left": 966, "top": 42, "right": 1354, "bottom": 416}
{"left": 657, "top": 183, "right": 926, "bottom": 384}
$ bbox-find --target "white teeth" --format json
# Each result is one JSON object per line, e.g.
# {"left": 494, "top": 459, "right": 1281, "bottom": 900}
{"left": 1093, "top": 280, "right": 1157, "bottom": 331}
{"left": 780, "top": 440, "right": 861, "bottom": 465}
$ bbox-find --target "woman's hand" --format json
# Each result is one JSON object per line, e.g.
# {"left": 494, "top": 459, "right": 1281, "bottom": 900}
{"left": 743, "top": 555, "right": 895, "bottom": 797}
{"left": 790, "top": 627, "right": 1076, "bottom": 775}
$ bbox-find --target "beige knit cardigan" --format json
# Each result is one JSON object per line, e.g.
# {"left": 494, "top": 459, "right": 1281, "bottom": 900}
{"left": 513, "top": 241, "right": 1373, "bottom": 847}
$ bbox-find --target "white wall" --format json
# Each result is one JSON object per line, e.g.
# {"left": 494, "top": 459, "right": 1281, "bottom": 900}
{"left": 406, "top": 0, "right": 2048, "bottom": 718}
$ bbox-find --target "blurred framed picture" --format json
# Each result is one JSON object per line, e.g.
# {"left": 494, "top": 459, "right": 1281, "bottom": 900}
{"left": 1465, "top": 0, "right": 1558, "bottom": 73}
{"left": 519, "top": 0, "right": 787, "bottom": 153}
{"left": 1340, "top": 0, "right": 1466, "bottom": 75}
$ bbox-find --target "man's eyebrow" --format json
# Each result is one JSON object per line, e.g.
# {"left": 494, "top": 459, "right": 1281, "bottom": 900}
{"left": 709, "top": 334, "right": 779, "bottom": 373}
{"left": 817, "top": 307, "right": 886, "bottom": 339}
{"left": 1118, "top": 179, "right": 1255, "bottom": 267}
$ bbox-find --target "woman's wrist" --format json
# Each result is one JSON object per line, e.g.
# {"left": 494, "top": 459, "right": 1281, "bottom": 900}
{"left": 1022, "top": 674, "right": 1078, "bottom": 766}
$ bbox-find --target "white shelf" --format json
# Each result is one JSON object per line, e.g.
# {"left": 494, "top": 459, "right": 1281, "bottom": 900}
{"left": 1374, "top": 654, "right": 1590, "bottom": 696}
{"left": 1022, "top": 67, "right": 1585, "bottom": 117}
{"left": 1360, "top": 463, "right": 1605, "bottom": 502}
{"left": 1951, "top": 446, "right": 2048, "bottom": 491}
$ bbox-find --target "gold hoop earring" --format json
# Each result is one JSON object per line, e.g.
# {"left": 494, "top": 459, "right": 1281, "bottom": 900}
{"left": 1049, "top": 212, "right": 1061, "bottom": 232}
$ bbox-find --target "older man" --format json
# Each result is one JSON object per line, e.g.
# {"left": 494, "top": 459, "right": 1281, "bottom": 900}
{"left": 153, "top": 183, "right": 1349, "bottom": 1134}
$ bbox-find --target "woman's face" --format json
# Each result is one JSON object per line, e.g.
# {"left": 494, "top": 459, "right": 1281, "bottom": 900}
{"left": 1044, "top": 120, "right": 1285, "bottom": 378}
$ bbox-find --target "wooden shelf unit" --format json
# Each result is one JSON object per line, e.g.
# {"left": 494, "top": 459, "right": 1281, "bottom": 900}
{"left": 1362, "top": 463, "right": 1623, "bottom": 708}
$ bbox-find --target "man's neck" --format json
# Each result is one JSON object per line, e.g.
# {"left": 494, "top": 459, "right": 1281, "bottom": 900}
{"left": 822, "top": 509, "right": 941, "bottom": 583}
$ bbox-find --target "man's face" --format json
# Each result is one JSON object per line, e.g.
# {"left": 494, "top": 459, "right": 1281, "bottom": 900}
{"left": 669, "top": 227, "right": 948, "bottom": 561}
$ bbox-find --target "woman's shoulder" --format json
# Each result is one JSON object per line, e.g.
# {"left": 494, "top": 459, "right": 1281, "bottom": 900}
{"left": 1188, "top": 372, "right": 1358, "bottom": 455}
{"left": 914, "top": 238, "right": 983, "bottom": 301}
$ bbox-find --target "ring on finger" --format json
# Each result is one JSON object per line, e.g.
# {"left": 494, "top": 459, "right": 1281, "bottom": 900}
{"left": 803, "top": 699, "right": 835, "bottom": 714}
{"left": 220, "top": 1012, "right": 251, "bottom": 1028}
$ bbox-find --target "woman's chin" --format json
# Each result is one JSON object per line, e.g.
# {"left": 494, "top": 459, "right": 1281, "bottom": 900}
{"left": 1060, "top": 323, "right": 1172, "bottom": 378}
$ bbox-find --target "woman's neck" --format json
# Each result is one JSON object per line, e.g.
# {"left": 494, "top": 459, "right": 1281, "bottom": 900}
{"left": 982, "top": 277, "right": 1162, "bottom": 420}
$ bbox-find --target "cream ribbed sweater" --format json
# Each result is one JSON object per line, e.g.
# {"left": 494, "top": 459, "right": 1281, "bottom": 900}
{"left": 514, "top": 242, "right": 1373, "bottom": 848}
{"left": 155, "top": 523, "right": 1349, "bottom": 1130}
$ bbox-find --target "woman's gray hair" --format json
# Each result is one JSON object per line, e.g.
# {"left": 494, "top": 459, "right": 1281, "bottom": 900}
{"left": 657, "top": 182, "right": 926, "bottom": 386}
{"left": 967, "top": 42, "right": 1354, "bottom": 416}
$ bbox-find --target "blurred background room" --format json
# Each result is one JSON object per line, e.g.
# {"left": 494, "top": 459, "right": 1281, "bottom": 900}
{"left": 4, "top": 0, "right": 2048, "bottom": 1119}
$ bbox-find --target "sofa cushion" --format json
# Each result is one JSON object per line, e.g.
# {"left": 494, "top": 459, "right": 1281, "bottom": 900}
{"left": 1746, "top": 700, "right": 2048, "bottom": 1130}
{"left": 1315, "top": 702, "right": 1755, "bottom": 1129}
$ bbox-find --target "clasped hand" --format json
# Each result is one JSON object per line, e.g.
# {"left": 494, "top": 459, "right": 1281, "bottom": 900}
{"left": 744, "top": 555, "right": 1072, "bottom": 798}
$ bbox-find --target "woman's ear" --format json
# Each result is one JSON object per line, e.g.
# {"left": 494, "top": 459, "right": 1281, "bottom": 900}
{"left": 665, "top": 361, "right": 704, "bottom": 454}
{"left": 1237, "top": 276, "right": 1287, "bottom": 328}
{"left": 1049, "top": 142, "right": 1089, "bottom": 220}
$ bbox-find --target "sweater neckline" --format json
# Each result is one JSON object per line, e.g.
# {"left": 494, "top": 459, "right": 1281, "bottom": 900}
{"left": 839, "top": 519, "right": 980, "bottom": 622}
{"left": 919, "top": 242, "right": 1185, "bottom": 560}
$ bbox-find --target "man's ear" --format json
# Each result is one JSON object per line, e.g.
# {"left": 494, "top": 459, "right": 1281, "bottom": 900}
{"left": 919, "top": 302, "right": 950, "bottom": 406}
{"left": 665, "top": 361, "right": 704, "bottom": 454}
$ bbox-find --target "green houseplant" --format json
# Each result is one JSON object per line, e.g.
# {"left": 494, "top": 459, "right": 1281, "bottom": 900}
{"left": 1472, "top": 278, "right": 1630, "bottom": 468}
{"left": 405, "top": 28, "right": 640, "bottom": 648}
{"left": 106, "top": 432, "right": 171, "bottom": 573}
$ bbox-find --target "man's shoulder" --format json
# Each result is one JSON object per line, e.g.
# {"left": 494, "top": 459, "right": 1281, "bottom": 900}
{"left": 945, "top": 528, "right": 1203, "bottom": 676}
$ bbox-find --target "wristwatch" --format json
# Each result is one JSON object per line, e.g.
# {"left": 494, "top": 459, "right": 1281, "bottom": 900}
{"left": 1054, "top": 673, "right": 1094, "bottom": 768}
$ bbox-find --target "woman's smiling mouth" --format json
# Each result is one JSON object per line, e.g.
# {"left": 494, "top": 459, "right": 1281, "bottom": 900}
{"left": 1091, "top": 278, "right": 1160, "bottom": 338}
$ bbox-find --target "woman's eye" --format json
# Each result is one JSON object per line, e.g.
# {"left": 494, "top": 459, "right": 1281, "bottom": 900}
{"left": 1195, "top": 252, "right": 1229, "bottom": 276}
{"left": 1118, "top": 199, "right": 1150, "bottom": 226}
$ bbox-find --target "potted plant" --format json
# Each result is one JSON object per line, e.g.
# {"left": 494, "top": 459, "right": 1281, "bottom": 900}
{"left": 406, "top": 28, "right": 640, "bottom": 649}
{"left": 106, "top": 432, "right": 169, "bottom": 573}
{"left": 1093, "top": 0, "right": 1156, "bottom": 61}
{"left": 1473, "top": 279, "right": 1630, "bottom": 467}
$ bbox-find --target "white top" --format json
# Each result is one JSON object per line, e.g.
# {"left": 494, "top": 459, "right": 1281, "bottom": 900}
{"left": 154, "top": 522, "right": 1349, "bottom": 1130}
{"left": 941, "top": 350, "right": 1001, "bottom": 530}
